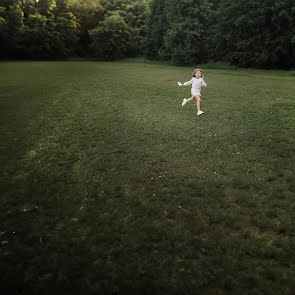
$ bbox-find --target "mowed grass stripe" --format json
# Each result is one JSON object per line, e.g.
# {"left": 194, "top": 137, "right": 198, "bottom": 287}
{"left": 1, "top": 61, "right": 295, "bottom": 294}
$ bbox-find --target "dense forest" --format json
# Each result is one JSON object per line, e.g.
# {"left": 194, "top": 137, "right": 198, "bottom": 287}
{"left": 0, "top": 0, "right": 294, "bottom": 68}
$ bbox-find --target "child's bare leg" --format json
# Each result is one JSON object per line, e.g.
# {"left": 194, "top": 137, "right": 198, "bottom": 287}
{"left": 186, "top": 95, "right": 196, "bottom": 103}
{"left": 196, "top": 96, "right": 201, "bottom": 112}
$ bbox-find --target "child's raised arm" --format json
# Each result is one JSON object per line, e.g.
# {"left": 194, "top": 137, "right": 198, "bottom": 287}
{"left": 183, "top": 79, "right": 193, "bottom": 86}
{"left": 178, "top": 80, "right": 192, "bottom": 87}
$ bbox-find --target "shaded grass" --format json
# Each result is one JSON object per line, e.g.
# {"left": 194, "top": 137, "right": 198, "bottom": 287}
{"left": 1, "top": 60, "right": 295, "bottom": 294}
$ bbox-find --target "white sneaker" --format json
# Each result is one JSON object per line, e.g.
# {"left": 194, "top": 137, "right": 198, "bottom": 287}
{"left": 182, "top": 98, "right": 187, "bottom": 106}
{"left": 197, "top": 110, "right": 204, "bottom": 116}
{"left": 178, "top": 81, "right": 182, "bottom": 86}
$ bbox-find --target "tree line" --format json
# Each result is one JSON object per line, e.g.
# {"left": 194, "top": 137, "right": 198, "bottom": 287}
{"left": 1, "top": 0, "right": 294, "bottom": 69}
{"left": 0, "top": 0, "right": 149, "bottom": 60}
{"left": 146, "top": 0, "right": 295, "bottom": 69}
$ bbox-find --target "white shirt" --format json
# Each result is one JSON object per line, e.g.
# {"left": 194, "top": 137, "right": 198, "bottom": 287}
{"left": 184, "top": 77, "right": 207, "bottom": 96}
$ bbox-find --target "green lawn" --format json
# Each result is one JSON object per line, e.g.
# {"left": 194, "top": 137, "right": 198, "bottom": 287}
{"left": 1, "top": 60, "right": 295, "bottom": 294}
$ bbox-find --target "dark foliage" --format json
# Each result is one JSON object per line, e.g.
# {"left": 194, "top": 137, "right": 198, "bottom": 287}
{"left": 0, "top": 0, "right": 149, "bottom": 60}
{"left": 145, "top": 0, "right": 295, "bottom": 69}
{"left": 0, "top": 0, "right": 294, "bottom": 68}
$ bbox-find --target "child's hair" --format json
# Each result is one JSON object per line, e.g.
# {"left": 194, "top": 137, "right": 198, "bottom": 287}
{"left": 193, "top": 68, "right": 204, "bottom": 79}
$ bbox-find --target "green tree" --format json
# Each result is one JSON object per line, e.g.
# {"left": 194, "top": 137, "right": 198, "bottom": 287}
{"left": 71, "top": 0, "right": 104, "bottom": 55}
{"left": 162, "top": 0, "right": 213, "bottom": 64}
{"left": 0, "top": 5, "right": 8, "bottom": 57}
{"left": 145, "top": 0, "right": 168, "bottom": 59}
{"left": 53, "top": 0, "right": 80, "bottom": 57}
{"left": 0, "top": 0, "right": 25, "bottom": 58}
{"left": 21, "top": 11, "right": 49, "bottom": 58}
{"left": 99, "top": 0, "right": 131, "bottom": 13}
{"left": 89, "top": 14, "right": 137, "bottom": 60}
{"left": 145, "top": 0, "right": 214, "bottom": 64}
{"left": 98, "top": 0, "right": 149, "bottom": 57}
{"left": 37, "top": 0, "right": 56, "bottom": 16}
{"left": 215, "top": 0, "right": 295, "bottom": 69}
{"left": 122, "top": 1, "right": 149, "bottom": 54}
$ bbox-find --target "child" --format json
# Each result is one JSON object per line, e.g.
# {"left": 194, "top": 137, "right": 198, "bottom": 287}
{"left": 178, "top": 69, "right": 207, "bottom": 116}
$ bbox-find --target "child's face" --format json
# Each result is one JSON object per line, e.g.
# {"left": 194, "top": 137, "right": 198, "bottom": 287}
{"left": 196, "top": 71, "right": 202, "bottom": 78}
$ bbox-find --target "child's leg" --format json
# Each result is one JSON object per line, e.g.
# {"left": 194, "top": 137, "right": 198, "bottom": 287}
{"left": 186, "top": 95, "right": 196, "bottom": 103}
{"left": 196, "top": 96, "right": 201, "bottom": 112}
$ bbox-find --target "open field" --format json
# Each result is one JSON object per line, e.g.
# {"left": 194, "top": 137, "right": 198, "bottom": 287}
{"left": 1, "top": 60, "right": 295, "bottom": 294}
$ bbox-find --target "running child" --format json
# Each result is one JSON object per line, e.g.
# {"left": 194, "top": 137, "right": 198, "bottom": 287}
{"left": 178, "top": 69, "right": 207, "bottom": 116}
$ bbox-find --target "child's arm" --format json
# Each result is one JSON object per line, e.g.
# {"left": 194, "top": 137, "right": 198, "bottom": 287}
{"left": 183, "top": 79, "right": 193, "bottom": 86}
{"left": 201, "top": 78, "right": 207, "bottom": 87}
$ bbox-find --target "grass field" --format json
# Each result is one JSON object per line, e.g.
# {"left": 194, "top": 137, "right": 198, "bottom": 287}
{"left": 1, "top": 60, "right": 295, "bottom": 294}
